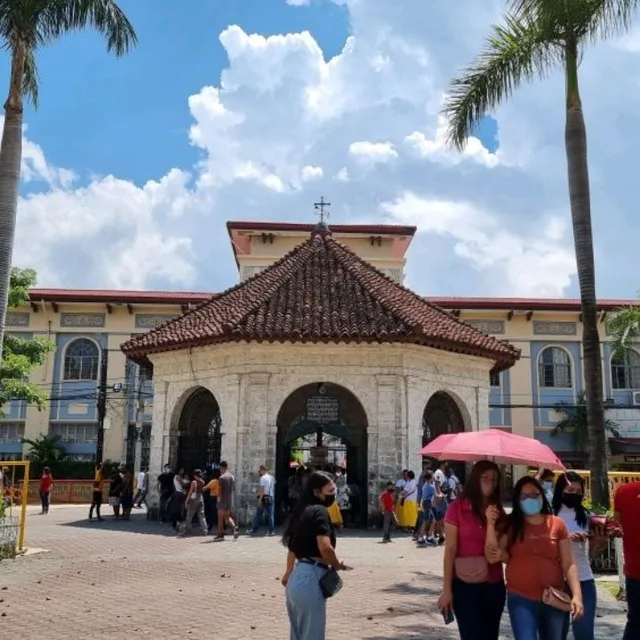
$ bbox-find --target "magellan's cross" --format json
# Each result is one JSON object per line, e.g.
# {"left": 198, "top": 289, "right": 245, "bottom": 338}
{"left": 314, "top": 196, "right": 331, "bottom": 225}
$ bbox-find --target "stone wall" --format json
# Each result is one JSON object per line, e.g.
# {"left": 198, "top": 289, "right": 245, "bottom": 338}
{"left": 147, "top": 342, "right": 493, "bottom": 524}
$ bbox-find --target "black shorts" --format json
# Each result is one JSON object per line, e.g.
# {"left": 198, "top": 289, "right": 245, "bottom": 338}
{"left": 92, "top": 489, "right": 103, "bottom": 505}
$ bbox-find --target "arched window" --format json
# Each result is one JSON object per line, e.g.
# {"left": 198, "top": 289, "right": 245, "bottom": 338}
{"left": 611, "top": 348, "right": 640, "bottom": 390}
{"left": 63, "top": 338, "right": 99, "bottom": 381}
{"left": 538, "top": 346, "right": 572, "bottom": 388}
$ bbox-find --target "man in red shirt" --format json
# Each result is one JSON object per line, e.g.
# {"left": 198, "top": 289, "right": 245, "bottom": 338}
{"left": 379, "top": 481, "right": 397, "bottom": 543}
{"left": 614, "top": 480, "right": 640, "bottom": 640}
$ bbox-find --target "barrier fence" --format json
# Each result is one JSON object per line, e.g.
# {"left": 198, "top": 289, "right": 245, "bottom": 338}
{"left": 0, "top": 460, "right": 30, "bottom": 553}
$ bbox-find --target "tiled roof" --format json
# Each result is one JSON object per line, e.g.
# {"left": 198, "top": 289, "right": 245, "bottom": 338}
{"left": 28, "top": 289, "right": 211, "bottom": 305}
{"left": 431, "top": 297, "right": 638, "bottom": 312}
{"left": 121, "top": 229, "right": 520, "bottom": 371}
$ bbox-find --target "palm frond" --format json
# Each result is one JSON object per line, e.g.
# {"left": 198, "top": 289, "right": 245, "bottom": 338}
{"left": 606, "top": 306, "right": 640, "bottom": 358}
{"left": 443, "top": 13, "right": 559, "bottom": 150}
{"left": 586, "top": 0, "right": 640, "bottom": 41}
{"left": 38, "top": 0, "right": 138, "bottom": 55}
{"left": 22, "top": 46, "right": 39, "bottom": 108}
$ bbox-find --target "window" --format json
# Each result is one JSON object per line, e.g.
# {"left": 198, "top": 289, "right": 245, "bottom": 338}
{"left": 490, "top": 372, "right": 500, "bottom": 387}
{"left": 611, "top": 348, "right": 640, "bottom": 390}
{"left": 63, "top": 338, "right": 99, "bottom": 381}
{"left": 538, "top": 346, "right": 572, "bottom": 388}
{"left": 0, "top": 422, "right": 25, "bottom": 443}
{"left": 49, "top": 423, "right": 98, "bottom": 443}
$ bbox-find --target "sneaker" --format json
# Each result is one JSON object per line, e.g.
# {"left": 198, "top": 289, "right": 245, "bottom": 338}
{"left": 267, "top": 531, "right": 274, "bottom": 537}
{"left": 233, "top": 526, "right": 240, "bottom": 539}
{"left": 426, "top": 536, "right": 436, "bottom": 545}
{"left": 213, "top": 534, "right": 224, "bottom": 542}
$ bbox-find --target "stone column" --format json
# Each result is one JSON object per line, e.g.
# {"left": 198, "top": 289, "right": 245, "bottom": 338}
{"left": 147, "top": 380, "right": 169, "bottom": 513}
{"left": 221, "top": 374, "right": 240, "bottom": 472}
{"left": 236, "top": 373, "right": 270, "bottom": 525}
{"left": 406, "top": 377, "right": 426, "bottom": 475}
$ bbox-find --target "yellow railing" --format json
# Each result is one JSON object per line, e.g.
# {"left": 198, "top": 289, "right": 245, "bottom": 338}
{"left": 0, "top": 460, "right": 30, "bottom": 552}
{"left": 550, "top": 470, "right": 640, "bottom": 504}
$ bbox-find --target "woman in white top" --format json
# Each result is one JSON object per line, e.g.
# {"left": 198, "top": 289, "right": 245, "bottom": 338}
{"left": 396, "top": 470, "right": 419, "bottom": 530}
{"left": 552, "top": 472, "right": 607, "bottom": 640}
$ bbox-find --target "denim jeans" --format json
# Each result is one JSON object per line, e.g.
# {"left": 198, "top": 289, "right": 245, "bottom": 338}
{"left": 563, "top": 579, "right": 596, "bottom": 640}
{"left": 507, "top": 592, "right": 568, "bottom": 640}
{"left": 452, "top": 578, "right": 505, "bottom": 640}
{"left": 252, "top": 501, "right": 275, "bottom": 533}
{"left": 286, "top": 562, "right": 328, "bottom": 640}
{"left": 40, "top": 491, "right": 50, "bottom": 513}
{"left": 624, "top": 576, "right": 640, "bottom": 640}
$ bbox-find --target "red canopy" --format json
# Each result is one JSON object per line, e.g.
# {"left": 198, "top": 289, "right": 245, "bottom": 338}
{"left": 420, "top": 429, "right": 565, "bottom": 469}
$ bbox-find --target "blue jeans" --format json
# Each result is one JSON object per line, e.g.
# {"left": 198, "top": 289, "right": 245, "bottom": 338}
{"left": 252, "top": 501, "right": 275, "bottom": 533}
{"left": 563, "top": 579, "right": 596, "bottom": 640}
{"left": 452, "top": 578, "right": 505, "bottom": 640}
{"left": 624, "top": 576, "right": 640, "bottom": 640}
{"left": 286, "top": 562, "right": 327, "bottom": 640}
{"left": 507, "top": 592, "right": 568, "bottom": 640}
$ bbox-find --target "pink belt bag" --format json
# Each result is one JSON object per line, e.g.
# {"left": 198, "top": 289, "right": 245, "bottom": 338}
{"left": 454, "top": 556, "right": 489, "bottom": 583}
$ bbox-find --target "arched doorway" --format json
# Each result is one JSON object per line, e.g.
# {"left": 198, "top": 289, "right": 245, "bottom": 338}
{"left": 422, "top": 391, "right": 467, "bottom": 483}
{"left": 176, "top": 387, "right": 222, "bottom": 474}
{"left": 276, "top": 382, "right": 368, "bottom": 527}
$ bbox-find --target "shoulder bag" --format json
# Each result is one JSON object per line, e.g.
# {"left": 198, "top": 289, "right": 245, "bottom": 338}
{"left": 454, "top": 556, "right": 489, "bottom": 584}
{"left": 319, "top": 568, "right": 343, "bottom": 598}
{"left": 542, "top": 586, "right": 572, "bottom": 612}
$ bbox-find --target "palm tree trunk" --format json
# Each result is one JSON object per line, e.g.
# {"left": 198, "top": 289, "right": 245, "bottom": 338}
{"left": 0, "top": 42, "right": 26, "bottom": 364}
{"left": 564, "top": 40, "right": 609, "bottom": 508}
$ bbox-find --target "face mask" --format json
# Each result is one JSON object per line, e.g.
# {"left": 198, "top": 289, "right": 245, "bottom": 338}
{"left": 324, "top": 494, "right": 336, "bottom": 507}
{"left": 562, "top": 494, "right": 583, "bottom": 509}
{"left": 520, "top": 497, "right": 543, "bottom": 516}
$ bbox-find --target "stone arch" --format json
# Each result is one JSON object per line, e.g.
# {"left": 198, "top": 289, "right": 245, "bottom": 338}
{"left": 171, "top": 386, "right": 222, "bottom": 474}
{"left": 275, "top": 381, "right": 369, "bottom": 526}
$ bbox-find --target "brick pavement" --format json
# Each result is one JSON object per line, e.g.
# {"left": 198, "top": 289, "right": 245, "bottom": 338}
{"left": 0, "top": 506, "right": 628, "bottom": 639}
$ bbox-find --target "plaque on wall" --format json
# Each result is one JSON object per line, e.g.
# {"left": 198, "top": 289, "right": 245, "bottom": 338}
{"left": 6, "top": 311, "right": 30, "bottom": 327}
{"left": 533, "top": 321, "right": 577, "bottom": 336}
{"left": 61, "top": 313, "right": 106, "bottom": 328}
{"left": 306, "top": 395, "right": 339, "bottom": 424}
{"left": 465, "top": 320, "right": 505, "bottom": 335}
{"left": 135, "top": 314, "right": 176, "bottom": 329}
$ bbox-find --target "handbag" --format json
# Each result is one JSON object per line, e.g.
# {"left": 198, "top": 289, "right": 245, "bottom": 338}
{"left": 319, "top": 568, "right": 343, "bottom": 599}
{"left": 542, "top": 586, "right": 572, "bottom": 612}
{"left": 454, "top": 556, "right": 489, "bottom": 584}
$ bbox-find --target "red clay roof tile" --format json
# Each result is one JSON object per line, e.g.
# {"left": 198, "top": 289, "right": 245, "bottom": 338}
{"left": 121, "top": 230, "right": 520, "bottom": 371}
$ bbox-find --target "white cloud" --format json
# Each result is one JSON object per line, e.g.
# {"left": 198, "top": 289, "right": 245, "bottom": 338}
{"left": 381, "top": 192, "right": 575, "bottom": 297}
{"left": 349, "top": 141, "right": 398, "bottom": 163}
{"left": 301, "top": 165, "right": 323, "bottom": 181}
{"left": 11, "top": 0, "right": 640, "bottom": 297}
{"left": 286, "top": 0, "right": 311, "bottom": 5}
{"left": 405, "top": 115, "right": 502, "bottom": 168}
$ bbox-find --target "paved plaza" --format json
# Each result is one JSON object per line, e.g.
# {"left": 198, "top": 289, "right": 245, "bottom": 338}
{"left": 0, "top": 506, "right": 629, "bottom": 639}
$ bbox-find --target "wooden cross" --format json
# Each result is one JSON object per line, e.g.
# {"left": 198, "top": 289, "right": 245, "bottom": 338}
{"left": 314, "top": 197, "right": 331, "bottom": 225}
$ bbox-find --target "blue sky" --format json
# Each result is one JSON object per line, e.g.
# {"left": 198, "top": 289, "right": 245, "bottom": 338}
{"left": 8, "top": 0, "right": 639, "bottom": 298}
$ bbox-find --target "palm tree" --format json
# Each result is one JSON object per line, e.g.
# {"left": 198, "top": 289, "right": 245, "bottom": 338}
{"left": 0, "top": 1, "right": 137, "bottom": 363}
{"left": 443, "top": 0, "right": 640, "bottom": 508}
{"left": 21, "top": 433, "right": 67, "bottom": 466}
{"left": 552, "top": 391, "right": 620, "bottom": 455}
{"left": 607, "top": 305, "right": 640, "bottom": 356}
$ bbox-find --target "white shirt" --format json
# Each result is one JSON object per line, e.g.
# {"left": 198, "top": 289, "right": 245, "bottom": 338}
{"left": 173, "top": 475, "right": 186, "bottom": 493}
{"left": 402, "top": 479, "right": 418, "bottom": 503}
{"left": 137, "top": 472, "right": 146, "bottom": 491}
{"left": 557, "top": 506, "right": 594, "bottom": 581}
{"left": 434, "top": 469, "right": 445, "bottom": 489}
{"left": 259, "top": 473, "right": 275, "bottom": 497}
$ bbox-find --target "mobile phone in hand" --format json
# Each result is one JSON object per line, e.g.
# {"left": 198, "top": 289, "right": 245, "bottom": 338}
{"left": 442, "top": 609, "right": 455, "bottom": 625}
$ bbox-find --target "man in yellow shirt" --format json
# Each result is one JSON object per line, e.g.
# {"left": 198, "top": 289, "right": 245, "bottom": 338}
{"left": 89, "top": 463, "right": 104, "bottom": 521}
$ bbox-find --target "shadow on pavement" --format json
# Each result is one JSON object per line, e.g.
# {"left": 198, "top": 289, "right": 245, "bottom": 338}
{"left": 60, "top": 511, "right": 183, "bottom": 537}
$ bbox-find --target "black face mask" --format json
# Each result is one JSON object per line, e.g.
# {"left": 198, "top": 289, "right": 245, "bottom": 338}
{"left": 324, "top": 494, "right": 336, "bottom": 507}
{"left": 562, "top": 493, "right": 584, "bottom": 509}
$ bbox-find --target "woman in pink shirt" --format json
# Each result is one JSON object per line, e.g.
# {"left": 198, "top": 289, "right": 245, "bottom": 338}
{"left": 438, "top": 461, "right": 506, "bottom": 640}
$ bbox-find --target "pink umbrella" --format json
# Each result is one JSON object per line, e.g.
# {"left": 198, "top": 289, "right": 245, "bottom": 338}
{"left": 420, "top": 428, "right": 565, "bottom": 469}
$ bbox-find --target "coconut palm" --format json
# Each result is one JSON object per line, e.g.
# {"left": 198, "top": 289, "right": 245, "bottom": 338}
{"left": 552, "top": 391, "right": 620, "bottom": 455}
{"left": 607, "top": 304, "right": 640, "bottom": 357}
{"left": 443, "top": 0, "right": 640, "bottom": 508}
{"left": 0, "top": 0, "right": 137, "bottom": 363}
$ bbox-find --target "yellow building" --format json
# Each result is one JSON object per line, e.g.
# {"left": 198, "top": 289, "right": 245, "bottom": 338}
{"left": 2, "top": 220, "right": 639, "bottom": 472}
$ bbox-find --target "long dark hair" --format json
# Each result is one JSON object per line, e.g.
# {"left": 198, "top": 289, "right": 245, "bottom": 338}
{"left": 504, "top": 476, "right": 553, "bottom": 546}
{"left": 282, "top": 471, "right": 334, "bottom": 548}
{"left": 552, "top": 471, "right": 588, "bottom": 529}
{"left": 460, "top": 460, "right": 502, "bottom": 523}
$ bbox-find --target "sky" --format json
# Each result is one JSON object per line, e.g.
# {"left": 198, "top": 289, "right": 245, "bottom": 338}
{"left": 5, "top": 0, "right": 640, "bottom": 298}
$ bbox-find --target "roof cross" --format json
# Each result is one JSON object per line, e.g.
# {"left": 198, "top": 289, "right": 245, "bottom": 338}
{"left": 314, "top": 196, "right": 331, "bottom": 225}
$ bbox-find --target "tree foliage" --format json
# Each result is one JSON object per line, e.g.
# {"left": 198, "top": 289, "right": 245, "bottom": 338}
{"left": 552, "top": 391, "right": 620, "bottom": 453}
{"left": 0, "top": 267, "right": 55, "bottom": 414}
{"left": 20, "top": 433, "right": 66, "bottom": 465}
{"left": 606, "top": 305, "right": 640, "bottom": 357}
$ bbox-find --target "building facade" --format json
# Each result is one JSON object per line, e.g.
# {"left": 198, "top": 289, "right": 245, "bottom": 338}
{"left": 2, "top": 220, "right": 639, "bottom": 481}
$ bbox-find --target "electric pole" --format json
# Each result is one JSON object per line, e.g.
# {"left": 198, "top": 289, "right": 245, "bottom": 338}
{"left": 133, "top": 367, "right": 145, "bottom": 475}
{"left": 95, "top": 349, "right": 108, "bottom": 464}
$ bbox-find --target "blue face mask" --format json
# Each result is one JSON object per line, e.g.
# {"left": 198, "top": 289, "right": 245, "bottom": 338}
{"left": 520, "top": 497, "right": 543, "bottom": 516}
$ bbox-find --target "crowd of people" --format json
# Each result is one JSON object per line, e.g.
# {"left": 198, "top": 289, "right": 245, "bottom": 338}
{"left": 280, "top": 462, "right": 640, "bottom": 640}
